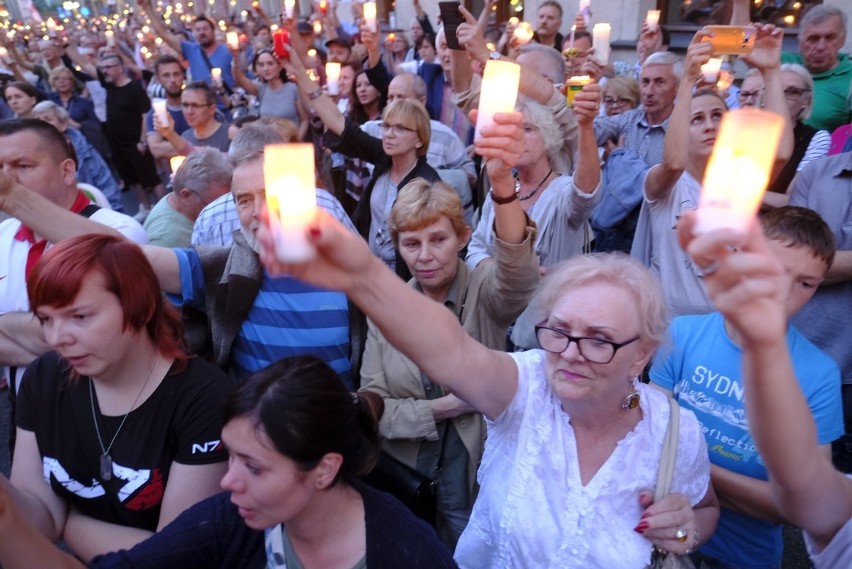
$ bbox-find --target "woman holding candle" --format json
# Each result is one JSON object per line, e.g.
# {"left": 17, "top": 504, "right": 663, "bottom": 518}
{"left": 0, "top": 356, "right": 457, "bottom": 569}
{"left": 229, "top": 46, "right": 308, "bottom": 139}
{"left": 359, "top": 111, "right": 540, "bottom": 550}
{"left": 251, "top": 145, "right": 720, "bottom": 568}
{"left": 466, "top": 93, "right": 602, "bottom": 271}
{"left": 0, "top": 234, "right": 232, "bottom": 562}
{"left": 633, "top": 25, "right": 792, "bottom": 316}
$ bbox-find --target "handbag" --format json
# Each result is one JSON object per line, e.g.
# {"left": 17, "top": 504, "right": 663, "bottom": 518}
{"left": 647, "top": 397, "right": 697, "bottom": 569}
{"left": 362, "top": 450, "right": 437, "bottom": 526}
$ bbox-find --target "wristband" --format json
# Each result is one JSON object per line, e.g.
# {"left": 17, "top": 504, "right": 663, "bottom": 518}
{"left": 307, "top": 87, "right": 324, "bottom": 100}
{"left": 490, "top": 190, "right": 518, "bottom": 205}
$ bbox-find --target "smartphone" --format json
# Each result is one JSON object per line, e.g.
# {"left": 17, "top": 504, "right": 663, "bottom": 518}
{"left": 704, "top": 25, "right": 756, "bottom": 55}
{"left": 439, "top": 1, "right": 464, "bottom": 51}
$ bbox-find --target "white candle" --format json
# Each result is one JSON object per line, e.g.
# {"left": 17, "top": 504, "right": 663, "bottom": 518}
{"left": 105, "top": 29, "right": 115, "bottom": 46}
{"left": 151, "top": 99, "right": 169, "bottom": 126}
{"left": 325, "top": 62, "right": 341, "bottom": 95}
{"left": 169, "top": 155, "right": 186, "bottom": 175}
{"left": 646, "top": 10, "right": 661, "bottom": 32}
{"left": 226, "top": 31, "right": 239, "bottom": 50}
{"left": 579, "top": 0, "right": 592, "bottom": 26}
{"left": 697, "top": 109, "right": 784, "bottom": 233}
{"left": 700, "top": 57, "right": 723, "bottom": 84}
{"left": 508, "top": 16, "right": 519, "bottom": 28}
{"left": 264, "top": 144, "right": 317, "bottom": 262}
{"left": 592, "top": 23, "right": 611, "bottom": 65}
{"left": 512, "top": 22, "right": 534, "bottom": 46}
{"left": 363, "top": 2, "right": 377, "bottom": 33}
{"left": 46, "top": 18, "right": 57, "bottom": 33}
{"left": 211, "top": 67, "right": 222, "bottom": 85}
{"left": 284, "top": 0, "right": 296, "bottom": 19}
{"left": 475, "top": 59, "right": 521, "bottom": 141}
{"left": 313, "top": 20, "right": 322, "bottom": 35}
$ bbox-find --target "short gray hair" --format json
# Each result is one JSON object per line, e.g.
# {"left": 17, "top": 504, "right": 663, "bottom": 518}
{"left": 33, "top": 100, "right": 70, "bottom": 123}
{"left": 173, "top": 147, "right": 233, "bottom": 195}
{"left": 228, "top": 124, "right": 286, "bottom": 168}
{"left": 801, "top": 4, "right": 847, "bottom": 40}
{"left": 518, "top": 43, "right": 566, "bottom": 85}
{"left": 642, "top": 51, "right": 683, "bottom": 82}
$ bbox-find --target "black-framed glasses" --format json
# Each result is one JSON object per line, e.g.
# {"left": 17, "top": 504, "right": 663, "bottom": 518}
{"left": 534, "top": 324, "right": 640, "bottom": 364}
{"left": 379, "top": 122, "right": 415, "bottom": 136}
{"left": 784, "top": 87, "right": 811, "bottom": 99}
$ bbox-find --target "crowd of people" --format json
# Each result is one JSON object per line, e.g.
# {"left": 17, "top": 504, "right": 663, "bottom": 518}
{"left": 0, "top": 0, "right": 849, "bottom": 567}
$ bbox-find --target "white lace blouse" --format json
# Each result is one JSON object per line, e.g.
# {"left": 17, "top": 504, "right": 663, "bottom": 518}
{"left": 454, "top": 350, "right": 710, "bottom": 569}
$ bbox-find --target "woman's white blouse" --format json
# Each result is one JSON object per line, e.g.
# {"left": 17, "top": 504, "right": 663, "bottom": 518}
{"left": 455, "top": 350, "right": 710, "bottom": 569}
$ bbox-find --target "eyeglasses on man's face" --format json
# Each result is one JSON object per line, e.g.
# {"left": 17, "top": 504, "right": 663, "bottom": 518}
{"left": 534, "top": 324, "right": 640, "bottom": 364}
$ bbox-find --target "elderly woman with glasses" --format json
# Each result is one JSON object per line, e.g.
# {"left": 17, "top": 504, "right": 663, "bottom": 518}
{"left": 255, "top": 174, "right": 720, "bottom": 568}
{"left": 286, "top": 52, "right": 439, "bottom": 280}
{"left": 359, "top": 114, "right": 539, "bottom": 549}
{"left": 602, "top": 76, "right": 641, "bottom": 117}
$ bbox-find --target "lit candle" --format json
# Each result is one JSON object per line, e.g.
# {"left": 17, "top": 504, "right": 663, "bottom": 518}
{"left": 105, "top": 29, "right": 115, "bottom": 45}
{"left": 700, "top": 57, "right": 723, "bottom": 84}
{"left": 46, "top": 18, "right": 57, "bottom": 33}
{"left": 566, "top": 75, "right": 592, "bottom": 108}
{"left": 211, "top": 67, "right": 222, "bottom": 85}
{"left": 264, "top": 144, "right": 317, "bottom": 262}
{"left": 363, "top": 2, "right": 377, "bottom": 33}
{"left": 569, "top": 25, "right": 576, "bottom": 48}
{"left": 284, "top": 0, "right": 296, "bottom": 19}
{"left": 226, "top": 30, "right": 239, "bottom": 50}
{"left": 646, "top": 9, "right": 661, "bottom": 32}
{"left": 697, "top": 109, "right": 784, "bottom": 233}
{"left": 169, "top": 155, "right": 186, "bottom": 175}
{"left": 579, "top": 0, "right": 592, "bottom": 26}
{"left": 326, "top": 62, "right": 341, "bottom": 95}
{"left": 313, "top": 20, "right": 322, "bottom": 35}
{"left": 783, "top": 14, "right": 795, "bottom": 26}
{"left": 592, "top": 23, "right": 611, "bottom": 65}
{"left": 151, "top": 99, "right": 169, "bottom": 126}
{"left": 273, "top": 28, "right": 289, "bottom": 59}
{"left": 319, "top": 0, "right": 329, "bottom": 15}
{"left": 475, "top": 59, "right": 521, "bottom": 141}
{"left": 508, "top": 16, "right": 519, "bottom": 28}
{"left": 512, "top": 22, "right": 534, "bottom": 46}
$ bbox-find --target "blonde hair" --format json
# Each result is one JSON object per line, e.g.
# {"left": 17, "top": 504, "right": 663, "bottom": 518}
{"left": 530, "top": 253, "right": 669, "bottom": 347}
{"left": 381, "top": 99, "right": 431, "bottom": 158}
{"left": 389, "top": 179, "right": 469, "bottom": 246}
{"left": 603, "top": 76, "right": 641, "bottom": 107}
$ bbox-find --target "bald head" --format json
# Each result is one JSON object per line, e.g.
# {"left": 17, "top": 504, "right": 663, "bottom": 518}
{"left": 387, "top": 73, "right": 428, "bottom": 104}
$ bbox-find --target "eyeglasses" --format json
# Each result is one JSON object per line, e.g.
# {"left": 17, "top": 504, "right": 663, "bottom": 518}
{"left": 379, "top": 122, "right": 416, "bottom": 136}
{"left": 784, "top": 87, "right": 811, "bottom": 99}
{"left": 180, "top": 102, "right": 213, "bottom": 110}
{"left": 534, "top": 324, "right": 640, "bottom": 364}
{"left": 603, "top": 97, "right": 634, "bottom": 107}
{"left": 738, "top": 89, "right": 763, "bottom": 100}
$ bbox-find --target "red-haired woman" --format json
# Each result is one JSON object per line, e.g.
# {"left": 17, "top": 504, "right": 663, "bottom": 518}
{"left": 0, "top": 234, "right": 234, "bottom": 562}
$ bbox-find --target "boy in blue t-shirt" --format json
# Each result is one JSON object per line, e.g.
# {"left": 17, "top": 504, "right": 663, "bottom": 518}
{"left": 650, "top": 206, "right": 844, "bottom": 569}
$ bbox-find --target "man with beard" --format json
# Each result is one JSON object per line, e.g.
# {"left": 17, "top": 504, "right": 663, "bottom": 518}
{"left": 146, "top": 55, "right": 190, "bottom": 160}
{"left": 0, "top": 124, "right": 362, "bottom": 388}
{"left": 141, "top": 0, "right": 234, "bottom": 90}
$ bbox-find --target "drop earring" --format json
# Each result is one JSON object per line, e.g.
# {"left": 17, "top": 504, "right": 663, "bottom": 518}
{"left": 622, "top": 389, "right": 640, "bottom": 410}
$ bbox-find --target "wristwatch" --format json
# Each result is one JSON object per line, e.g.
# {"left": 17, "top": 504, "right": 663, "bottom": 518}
{"left": 489, "top": 51, "right": 501, "bottom": 61}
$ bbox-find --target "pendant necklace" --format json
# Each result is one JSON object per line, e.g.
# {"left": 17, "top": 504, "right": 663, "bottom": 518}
{"left": 515, "top": 168, "right": 554, "bottom": 202}
{"left": 89, "top": 355, "right": 158, "bottom": 481}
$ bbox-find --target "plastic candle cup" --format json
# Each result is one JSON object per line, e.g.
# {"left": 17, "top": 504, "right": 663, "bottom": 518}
{"left": 264, "top": 144, "right": 318, "bottom": 262}
{"left": 475, "top": 60, "right": 521, "bottom": 141}
{"left": 325, "top": 62, "right": 341, "bottom": 95}
{"left": 592, "top": 23, "right": 611, "bottom": 65}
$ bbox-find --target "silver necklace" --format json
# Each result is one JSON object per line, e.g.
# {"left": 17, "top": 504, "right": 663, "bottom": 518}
{"left": 515, "top": 168, "right": 554, "bottom": 202}
{"left": 88, "top": 356, "right": 159, "bottom": 481}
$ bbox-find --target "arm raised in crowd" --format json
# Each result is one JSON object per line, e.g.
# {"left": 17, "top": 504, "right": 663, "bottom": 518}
{"left": 678, "top": 213, "right": 852, "bottom": 553}
{"left": 137, "top": 0, "right": 183, "bottom": 54}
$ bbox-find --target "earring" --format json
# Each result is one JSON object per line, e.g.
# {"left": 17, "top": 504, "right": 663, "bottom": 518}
{"left": 622, "top": 389, "right": 640, "bottom": 410}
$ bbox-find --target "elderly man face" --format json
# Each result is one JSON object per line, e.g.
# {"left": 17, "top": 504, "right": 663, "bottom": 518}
{"left": 798, "top": 15, "right": 845, "bottom": 74}
{"left": 640, "top": 63, "right": 678, "bottom": 121}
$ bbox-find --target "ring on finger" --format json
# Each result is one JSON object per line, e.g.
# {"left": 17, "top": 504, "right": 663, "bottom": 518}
{"left": 675, "top": 528, "right": 688, "bottom": 542}
{"left": 697, "top": 260, "right": 719, "bottom": 277}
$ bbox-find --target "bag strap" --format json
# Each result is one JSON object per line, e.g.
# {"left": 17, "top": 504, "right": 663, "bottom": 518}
{"left": 654, "top": 397, "right": 681, "bottom": 502}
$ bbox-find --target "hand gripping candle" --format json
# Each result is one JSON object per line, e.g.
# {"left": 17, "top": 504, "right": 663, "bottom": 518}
{"left": 474, "top": 60, "right": 521, "bottom": 141}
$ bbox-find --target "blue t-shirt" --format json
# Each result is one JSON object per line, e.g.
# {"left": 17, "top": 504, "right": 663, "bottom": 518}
{"left": 181, "top": 41, "right": 234, "bottom": 88}
{"left": 650, "top": 312, "right": 843, "bottom": 569}
{"left": 171, "top": 248, "right": 352, "bottom": 387}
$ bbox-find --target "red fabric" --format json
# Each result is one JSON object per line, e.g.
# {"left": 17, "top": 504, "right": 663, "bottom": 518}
{"left": 13, "top": 191, "right": 92, "bottom": 278}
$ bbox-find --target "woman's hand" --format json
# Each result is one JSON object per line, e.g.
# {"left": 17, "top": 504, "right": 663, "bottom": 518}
{"left": 472, "top": 110, "right": 524, "bottom": 184}
{"left": 572, "top": 83, "right": 601, "bottom": 127}
{"left": 741, "top": 23, "right": 782, "bottom": 71}
{"left": 676, "top": 211, "right": 787, "bottom": 347}
{"left": 684, "top": 31, "right": 714, "bottom": 85}
{"left": 636, "top": 491, "right": 697, "bottom": 555}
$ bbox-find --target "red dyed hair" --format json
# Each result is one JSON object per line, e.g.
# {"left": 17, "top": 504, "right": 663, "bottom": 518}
{"left": 27, "top": 234, "right": 189, "bottom": 373}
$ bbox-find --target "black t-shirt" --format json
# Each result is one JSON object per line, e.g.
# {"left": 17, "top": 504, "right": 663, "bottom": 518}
{"left": 99, "top": 73, "right": 152, "bottom": 146}
{"left": 17, "top": 352, "right": 234, "bottom": 531}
